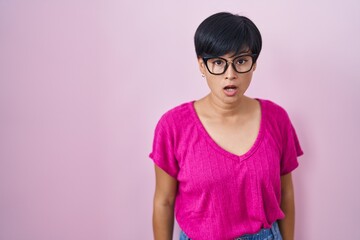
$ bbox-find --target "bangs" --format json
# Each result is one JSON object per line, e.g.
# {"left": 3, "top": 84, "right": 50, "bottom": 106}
{"left": 201, "top": 25, "right": 253, "bottom": 57}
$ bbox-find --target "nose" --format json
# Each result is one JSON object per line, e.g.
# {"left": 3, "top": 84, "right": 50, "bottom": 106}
{"left": 225, "top": 62, "right": 237, "bottom": 80}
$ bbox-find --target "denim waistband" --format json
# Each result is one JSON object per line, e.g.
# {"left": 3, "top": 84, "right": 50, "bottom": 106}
{"left": 234, "top": 221, "right": 282, "bottom": 240}
{"left": 179, "top": 221, "right": 282, "bottom": 240}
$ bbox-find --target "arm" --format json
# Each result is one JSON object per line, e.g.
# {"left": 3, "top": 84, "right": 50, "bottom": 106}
{"left": 278, "top": 173, "right": 295, "bottom": 240}
{"left": 153, "top": 165, "right": 178, "bottom": 240}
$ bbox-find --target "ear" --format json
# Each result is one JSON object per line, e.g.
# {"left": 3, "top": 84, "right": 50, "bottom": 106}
{"left": 252, "top": 62, "right": 257, "bottom": 72}
{"left": 197, "top": 57, "right": 206, "bottom": 75}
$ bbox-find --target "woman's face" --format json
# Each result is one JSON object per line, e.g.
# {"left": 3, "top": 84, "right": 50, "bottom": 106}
{"left": 198, "top": 52, "right": 257, "bottom": 105}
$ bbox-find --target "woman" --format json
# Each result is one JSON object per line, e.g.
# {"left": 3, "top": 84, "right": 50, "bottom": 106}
{"left": 150, "top": 12, "right": 303, "bottom": 240}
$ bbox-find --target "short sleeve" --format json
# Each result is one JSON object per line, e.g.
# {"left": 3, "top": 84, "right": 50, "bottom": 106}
{"left": 149, "top": 115, "right": 179, "bottom": 179}
{"left": 280, "top": 114, "right": 304, "bottom": 176}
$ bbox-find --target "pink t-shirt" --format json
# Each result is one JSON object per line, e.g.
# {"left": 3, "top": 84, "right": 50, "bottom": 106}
{"left": 149, "top": 99, "right": 303, "bottom": 240}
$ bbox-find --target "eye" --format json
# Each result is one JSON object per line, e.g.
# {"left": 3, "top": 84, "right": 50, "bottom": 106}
{"left": 210, "top": 59, "right": 226, "bottom": 66}
{"left": 235, "top": 58, "right": 247, "bottom": 65}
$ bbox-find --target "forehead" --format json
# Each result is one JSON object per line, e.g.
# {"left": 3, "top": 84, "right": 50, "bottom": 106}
{"left": 220, "top": 50, "right": 252, "bottom": 59}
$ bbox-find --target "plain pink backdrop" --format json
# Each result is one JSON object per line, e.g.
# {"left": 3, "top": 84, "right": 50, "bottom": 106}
{"left": 1, "top": 1, "right": 359, "bottom": 239}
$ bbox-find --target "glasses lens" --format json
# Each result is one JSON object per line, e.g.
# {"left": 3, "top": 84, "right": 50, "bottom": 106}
{"left": 233, "top": 55, "right": 253, "bottom": 73}
{"left": 206, "top": 58, "right": 227, "bottom": 74}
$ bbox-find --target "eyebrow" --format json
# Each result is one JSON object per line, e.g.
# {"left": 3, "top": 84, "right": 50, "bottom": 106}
{"left": 215, "top": 53, "right": 253, "bottom": 61}
{"left": 203, "top": 52, "right": 253, "bottom": 60}
{"left": 229, "top": 51, "right": 252, "bottom": 58}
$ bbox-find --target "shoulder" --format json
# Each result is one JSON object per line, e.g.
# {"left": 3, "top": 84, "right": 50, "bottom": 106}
{"left": 156, "top": 101, "right": 195, "bottom": 130}
{"left": 163, "top": 101, "right": 193, "bottom": 117}
{"left": 257, "top": 98, "right": 295, "bottom": 136}
{"left": 258, "top": 98, "right": 287, "bottom": 114}
{"left": 258, "top": 98, "right": 290, "bottom": 122}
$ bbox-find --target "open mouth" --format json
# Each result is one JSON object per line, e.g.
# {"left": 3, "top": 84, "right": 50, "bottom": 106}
{"left": 223, "top": 85, "right": 238, "bottom": 92}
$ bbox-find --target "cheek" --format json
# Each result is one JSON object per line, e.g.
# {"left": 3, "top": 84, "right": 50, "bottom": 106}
{"left": 241, "top": 74, "right": 253, "bottom": 86}
{"left": 205, "top": 77, "right": 221, "bottom": 91}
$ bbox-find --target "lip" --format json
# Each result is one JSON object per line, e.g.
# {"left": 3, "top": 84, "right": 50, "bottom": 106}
{"left": 223, "top": 85, "right": 238, "bottom": 97}
{"left": 224, "top": 84, "right": 237, "bottom": 89}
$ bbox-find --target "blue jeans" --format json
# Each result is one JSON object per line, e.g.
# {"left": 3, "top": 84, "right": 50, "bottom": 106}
{"left": 179, "top": 221, "right": 282, "bottom": 240}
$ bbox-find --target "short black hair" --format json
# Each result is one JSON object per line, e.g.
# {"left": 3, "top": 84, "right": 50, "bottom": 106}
{"left": 194, "top": 12, "right": 262, "bottom": 62}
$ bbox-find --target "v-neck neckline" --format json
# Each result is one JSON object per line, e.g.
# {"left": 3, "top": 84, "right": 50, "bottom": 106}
{"left": 189, "top": 98, "right": 265, "bottom": 161}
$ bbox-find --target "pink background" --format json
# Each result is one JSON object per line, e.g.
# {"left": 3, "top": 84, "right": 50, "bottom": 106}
{"left": 1, "top": 1, "right": 359, "bottom": 239}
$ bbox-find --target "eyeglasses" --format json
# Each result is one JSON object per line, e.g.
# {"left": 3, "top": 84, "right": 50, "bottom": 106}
{"left": 202, "top": 54, "right": 257, "bottom": 75}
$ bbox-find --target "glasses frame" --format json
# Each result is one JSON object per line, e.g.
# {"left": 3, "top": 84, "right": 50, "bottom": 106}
{"left": 202, "top": 54, "right": 258, "bottom": 75}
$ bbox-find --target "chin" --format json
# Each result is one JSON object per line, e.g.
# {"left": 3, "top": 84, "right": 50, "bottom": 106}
{"left": 221, "top": 96, "right": 242, "bottom": 104}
